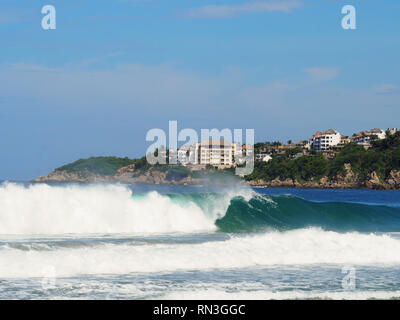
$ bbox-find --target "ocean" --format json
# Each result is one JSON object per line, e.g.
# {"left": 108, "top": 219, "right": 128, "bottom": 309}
{"left": 1, "top": 181, "right": 400, "bottom": 300}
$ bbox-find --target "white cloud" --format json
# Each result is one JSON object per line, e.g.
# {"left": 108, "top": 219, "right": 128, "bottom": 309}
{"left": 186, "top": 0, "right": 303, "bottom": 19}
{"left": 304, "top": 67, "right": 339, "bottom": 83}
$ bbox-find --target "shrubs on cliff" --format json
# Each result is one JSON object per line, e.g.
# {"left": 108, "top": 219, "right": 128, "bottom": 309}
{"left": 166, "top": 166, "right": 191, "bottom": 181}
{"left": 247, "top": 154, "right": 328, "bottom": 182}
{"left": 247, "top": 131, "right": 400, "bottom": 184}
{"left": 53, "top": 132, "right": 400, "bottom": 185}
{"left": 328, "top": 144, "right": 387, "bottom": 180}
{"left": 56, "top": 156, "right": 136, "bottom": 176}
{"left": 55, "top": 156, "right": 192, "bottom": 181}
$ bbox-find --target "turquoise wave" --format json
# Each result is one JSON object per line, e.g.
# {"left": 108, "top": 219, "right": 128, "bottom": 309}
{"left": 215, "top": 194, "right": 400, "bottom": 233}
{"left": 134, "top": 191, "right": 400, "bottom": 233}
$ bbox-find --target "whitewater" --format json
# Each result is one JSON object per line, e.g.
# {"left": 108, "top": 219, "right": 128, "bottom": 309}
{"left": 1, "top": 182, "right": 400, "bottom": 299}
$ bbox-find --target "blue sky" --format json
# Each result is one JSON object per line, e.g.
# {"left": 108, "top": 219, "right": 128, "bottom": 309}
{"left": 0, "top": 0, "right": 399, "bottom": 180}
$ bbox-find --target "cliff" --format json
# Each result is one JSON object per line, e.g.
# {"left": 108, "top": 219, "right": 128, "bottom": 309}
{"left": 33, "top": 158, "right": 239, "bottom": 185}
{"left": 34, "top": 133, "right": 400, "bottom": 189}
{"left": 34, "top": 165, "right": 203, "bottom": 185}
{"left": 34, "top": 162, "right": 400, "bottom": 189}
{"left": 248, "top": 164, "right": 400, "bottom": 190}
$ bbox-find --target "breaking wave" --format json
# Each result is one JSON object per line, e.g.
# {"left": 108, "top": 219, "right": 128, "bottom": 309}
{"left": 2, "top": 228, "right": 400, "bottom": 278}
{"left": 1, "top": 182, "right": 400, "bottom": 235}
{"left": 2, "top": 182, "right": 400, "bottom": 278}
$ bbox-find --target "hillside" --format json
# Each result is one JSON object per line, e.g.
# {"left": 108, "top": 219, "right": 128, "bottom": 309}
{"left": 34, "top": 132, "right": 400, "bottom": 189}
{"left": 56, "top": 156, "right": 137, "bottom": 176}
{"left": 34, "top": 156, "right": 240, "bottom": 185}
{"left": 247, "top": 131, "right": 400, "bottom": 189}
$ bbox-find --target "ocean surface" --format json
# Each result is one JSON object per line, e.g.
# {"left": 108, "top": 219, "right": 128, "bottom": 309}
{"left": 1, "top": 181, "right": 400, "bottom": 299}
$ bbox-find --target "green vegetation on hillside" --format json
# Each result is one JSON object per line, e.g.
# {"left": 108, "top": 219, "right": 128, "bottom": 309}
{"left": 56, "top": 156, "right": 136, "bottom": 176}
{"left": 54, "top": 154, "right": 238, "bottom": 182}
{"left": 54, "top": 132, "right": 400, "bottom": 184}
{"left": 247, "top": 153, "right": 328, "bottom": 182}
{"left": 55, "top": 155, "right": 195, "bottom": 180}
{"left": 246, "top": 132, "right": 400, "bottom": 183}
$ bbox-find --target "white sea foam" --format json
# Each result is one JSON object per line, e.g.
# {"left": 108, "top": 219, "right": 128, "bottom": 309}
{"left": 2, "top": 182, "right": 400, "bottom": 282}
{"left": 162, "top": 289, "right": 400, "bottom": 300}
{"left": 2, "top": 228, "right": 400, "bottom": 278}
{"left": 0, "top": 182, "right": 226, "bottom": 235}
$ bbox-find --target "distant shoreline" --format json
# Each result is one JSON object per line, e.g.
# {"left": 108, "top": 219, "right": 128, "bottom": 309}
{"left": 28, "top": 174, "right": 400, "bottom": 191}
{"left": 31, "top": 133, "right": 400, "bottom": 192}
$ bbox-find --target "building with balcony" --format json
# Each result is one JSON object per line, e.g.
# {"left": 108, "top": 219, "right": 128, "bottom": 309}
{"left": 351, "top": 128, "right": 386, "bottom": 145}
{"left": 309, "top": 129, "right": 341, "bottom": 151}
{"left": 194, "top": 139, "right": 238, "bottom": 167}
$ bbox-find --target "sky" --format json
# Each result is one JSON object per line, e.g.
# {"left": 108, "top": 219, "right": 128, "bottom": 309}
{"left": 0, "top": 0, "right": 399, "bottom": 180}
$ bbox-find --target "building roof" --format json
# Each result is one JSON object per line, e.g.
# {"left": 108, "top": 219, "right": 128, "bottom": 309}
{"left": 179, "top": 145, "right": 194, "bottom": 151}
{"left": 351, "top": 128, "right": 384, "bottom": 140}
{"left": 323, "top": 129, "right": 338, "bottom": 135}
{"left": 311, "top": 129, "right": 339, "bottom": 139}
{"left": 242, "top": 145, "right": 254, "bottom": 150}
{"left": 199, "top": 139, "right": 233, "bottom": 146}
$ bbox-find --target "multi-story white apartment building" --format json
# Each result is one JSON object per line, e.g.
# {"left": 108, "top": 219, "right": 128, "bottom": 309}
{"left": 194, "top": 139, "right": 237, "bottom": 167}
{"left": 351, "top": 128, "right": 386, "bottom": 145}
{"left": 309, "top": 129, "right": 341, "bottom": 151}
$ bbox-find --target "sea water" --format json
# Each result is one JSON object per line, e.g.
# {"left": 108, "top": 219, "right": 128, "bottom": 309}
{"left": 0, "top": 182, "right": 400, "bottom": 299}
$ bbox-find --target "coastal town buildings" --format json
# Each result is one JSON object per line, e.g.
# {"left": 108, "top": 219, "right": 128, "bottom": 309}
{"left": 329, "top": 135, "right": 351, "bottom": 151}
{"left": 164, "top": 126, "right": 398, "bottom": 168}
{"left": 309, "top": 129, "right": 342, "bottom": 151}
{"left": 351, "top": 128, "right": 386, "bottom": 146}
{"left": 177, "top": 146, "right": 195, "bottom": 165}
{"left": 194, "top": 139, "right": 238, "bottom": 168}
{"left": 255, "top": 153, "right": 272, "bottom": 162}
{"left": 296, "top": 140, "right": 310, "bottom": 149}
{"left": 340, "top": 135, "right": 351, "bottom": 145}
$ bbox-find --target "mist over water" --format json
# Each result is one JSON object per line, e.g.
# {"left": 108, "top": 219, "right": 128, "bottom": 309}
{"left": 1, "top": 182, "right": 400, "bottom": 299}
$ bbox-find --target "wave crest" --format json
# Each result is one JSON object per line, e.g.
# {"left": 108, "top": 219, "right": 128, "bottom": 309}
{"left": 1, "top": 182, "right": 400, "bottom": 236}
{"left": 0, "top": 182, "right": 217, "bottom": 235}
{"left": 217, "top": 194, "right": 400, "bottom": 233}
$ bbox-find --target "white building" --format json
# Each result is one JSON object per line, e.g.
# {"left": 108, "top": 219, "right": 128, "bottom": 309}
{"left": 309, "top": 129, "right": 341, "bottom": 151}
{"left": 177, "top": 146, "right": 195, "bottom": 165}
{"left": 255, "top": 153, "right": 272, "bottom": 162}
{"left": 351, "top": 128, "right": 386, "bottom": 145}
{"left": 296, "top": 140, "right": 310, "bottom": 150}
{"left": 194, "top": 139, "right": 237, "bottom": 167}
